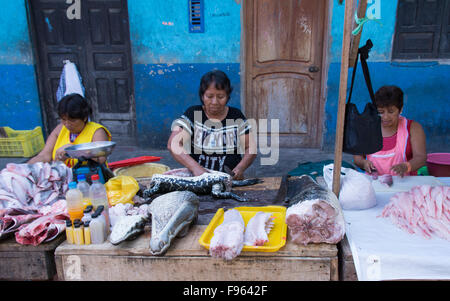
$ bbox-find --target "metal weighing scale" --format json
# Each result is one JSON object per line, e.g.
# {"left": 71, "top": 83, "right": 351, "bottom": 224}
{"left": 64, "top": 141, "right": 116, "bottom": 184}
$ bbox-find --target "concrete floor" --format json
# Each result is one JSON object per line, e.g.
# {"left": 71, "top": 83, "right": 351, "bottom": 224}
{"left": 107, "top": 146, "right": 356, "bottom": 178}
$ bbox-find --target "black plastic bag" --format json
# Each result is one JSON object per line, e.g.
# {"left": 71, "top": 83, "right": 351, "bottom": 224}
{"left": 343, "top": 39, "right": 382, "bottom": 155}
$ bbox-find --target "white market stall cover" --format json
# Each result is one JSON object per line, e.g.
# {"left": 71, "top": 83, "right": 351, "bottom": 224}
{"left": 344, "top": 177, "right": 450, "bottom": 280}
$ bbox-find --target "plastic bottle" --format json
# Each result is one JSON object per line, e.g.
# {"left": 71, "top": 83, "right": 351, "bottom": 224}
{"left": 90, "top": 212, "right": 105, "bottom": 244}
{"left": 65, "top": 219, "right": 74, "bottom": 244}
{"left": 84, "top": 220, "right": 91, "bottom": 245}
{"left": 89, "top": 174, "right": 109, "bottom": 209}
{"left": 77, "top": 174, "right": 91, "bottom": 209}
{"left": 90, "top": 173, "right": 111, "bottom": 222}
{"left": 89, "top": 175, "right": 110, "bottom": 230}
{"left": 81, "top": 205, "right": 93, "bottom": 223}
{"left": 95, "top": 205, "right": 109, "bottom": 236}
{"left": 66, "top": 182, "right": 84, "bottom": 222}
{"left": 73, "top": 220, "right": 84, "bottom": 245}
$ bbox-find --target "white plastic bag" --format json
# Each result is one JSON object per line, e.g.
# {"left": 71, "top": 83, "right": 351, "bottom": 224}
{"left": 323, "top": 163, "right": 377, "bottom": 210}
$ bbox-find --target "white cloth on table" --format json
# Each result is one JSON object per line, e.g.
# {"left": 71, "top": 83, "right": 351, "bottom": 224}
{"left": 344, "top": 177, "right": 450, "bottom": 280}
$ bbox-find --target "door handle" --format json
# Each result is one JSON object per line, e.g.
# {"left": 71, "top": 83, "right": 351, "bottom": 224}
{"left": 309, "top": 66, "right": 320, "bottom": 73}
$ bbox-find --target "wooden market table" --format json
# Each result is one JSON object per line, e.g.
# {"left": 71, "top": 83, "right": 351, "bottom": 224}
{"left": 0, "top": 235, "right": 65, "bottom": 280}
{"left": 55, "top": 177, "right": 339, "bottom": 281}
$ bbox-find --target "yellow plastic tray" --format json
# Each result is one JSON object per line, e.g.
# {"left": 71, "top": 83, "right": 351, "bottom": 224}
{"left": 198, "top": 206, "right": 287, "bottom": 253}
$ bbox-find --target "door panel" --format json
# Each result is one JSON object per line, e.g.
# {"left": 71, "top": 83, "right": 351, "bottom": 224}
{"left": 27, "top": 0, "right": 136, "bottom": 145}
{"left": 244, "top": 0, "right": 327, "bottom": 147}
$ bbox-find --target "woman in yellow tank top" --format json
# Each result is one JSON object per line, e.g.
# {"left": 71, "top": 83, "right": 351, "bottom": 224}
{"left": 28, "top": 94, "right": 111, "bottom": 168}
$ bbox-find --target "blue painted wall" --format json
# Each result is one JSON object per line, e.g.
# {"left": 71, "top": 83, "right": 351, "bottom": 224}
{"left": 128, "top": 0, "right": 242, "bottom": 147}
{"left": 0, "top": 0, "right": 43, "bottom": 131}
{"left": 325, "top": 1, "right": 450, "bottom": 152}
{"left": 1, "top": 0, "right": 448, "bottom": 152}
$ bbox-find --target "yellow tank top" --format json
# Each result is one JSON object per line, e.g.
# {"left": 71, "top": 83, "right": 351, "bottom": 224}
{"left": 53, "top": 122, "right": 112, "bottom": 168}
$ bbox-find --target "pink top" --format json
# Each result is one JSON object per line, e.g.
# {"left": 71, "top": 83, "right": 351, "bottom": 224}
{"left": 367, "top": 116, "right": 411, "bottom": 176}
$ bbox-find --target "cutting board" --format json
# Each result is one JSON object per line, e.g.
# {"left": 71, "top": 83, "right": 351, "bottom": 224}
{"left": 371, "top": 176, "right": 443, "bottom": 193}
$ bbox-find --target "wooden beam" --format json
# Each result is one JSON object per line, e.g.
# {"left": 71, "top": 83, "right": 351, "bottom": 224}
{"left": 332, "top": 0, "right": 355, "bottom": 197}
{"left": 349, "top": 0, "right": 369, "bottom": 67}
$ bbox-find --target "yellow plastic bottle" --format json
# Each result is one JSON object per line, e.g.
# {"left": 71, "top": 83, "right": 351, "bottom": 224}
{"left": 73, "top": 221, "right": 84, "bottom": 245}
{"left": 84, "top": 221, "right": 91, "bottom": 245}
{"left": 65, "top": 219, "right": 74, "bottom": 244}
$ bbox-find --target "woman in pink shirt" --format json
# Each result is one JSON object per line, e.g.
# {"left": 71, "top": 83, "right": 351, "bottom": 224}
{"left": 353, "top": 86, "right": 427, "bottom": 176}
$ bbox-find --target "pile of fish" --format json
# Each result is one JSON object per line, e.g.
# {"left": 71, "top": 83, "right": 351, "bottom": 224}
{"left": 0, "top": 162, "right": 72, "bottom": 209}
{"left": 285, "top": 175, "right": 345, "bottom": 246}
{"left": 1, "top": 199, "right": 69, "bottom": 245}
{"left": 209, "top": 209, "right": 275, "bottom": 260}
{"left": 380, "top": 185, "right": 450, "bottom": 241}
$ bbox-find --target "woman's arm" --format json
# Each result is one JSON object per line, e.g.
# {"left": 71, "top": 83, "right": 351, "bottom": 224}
{"left": 167, "top": 126, "right": 207, "bottom": 176}
{"left": 391, "top": 121, "right": 427, "bottom": 176}
{"left": 27, "top": 123, "right": 63, "bottom": 164}
{"left": 90, "top": 127, "right": 110, "bottom": 164}
{"left": 232, "top": 131, "right": 257, "bottom": 180}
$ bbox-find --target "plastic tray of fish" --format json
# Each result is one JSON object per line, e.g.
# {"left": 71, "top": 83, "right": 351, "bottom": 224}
{"left": 198, "top": 206, "right": 287, "bottom": 253}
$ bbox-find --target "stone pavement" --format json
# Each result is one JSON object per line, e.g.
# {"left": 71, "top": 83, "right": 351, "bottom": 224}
{"left": 0, "top": 146, "right": 355, "bottom": 178}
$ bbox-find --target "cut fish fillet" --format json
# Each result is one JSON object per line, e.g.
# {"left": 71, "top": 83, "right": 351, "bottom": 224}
{"left": 244, "top": 212, "right": 274, "bottom": 246}
{"left": 380, "top": 185, "right": 450, "bottom": 241}
{"left": 209, "top": 209, "right": 245, "bottom": 260}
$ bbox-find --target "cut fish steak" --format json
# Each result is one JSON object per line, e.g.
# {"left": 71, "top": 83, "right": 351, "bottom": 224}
{"left": 244, "top": 212, "right": 274, "bottom": 246}
{"left": 285, "top": 175, "right": 345, "bottom": 246}
{"left": 209, "top": 209, "right": 245, "bottom": 260}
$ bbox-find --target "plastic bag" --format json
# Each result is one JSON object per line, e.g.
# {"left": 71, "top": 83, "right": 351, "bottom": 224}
{"left": 105, "top": 176, "right": 139, "bottom": 206}
{"left": 323, "top": 163, "right": 377, "bottom": 210}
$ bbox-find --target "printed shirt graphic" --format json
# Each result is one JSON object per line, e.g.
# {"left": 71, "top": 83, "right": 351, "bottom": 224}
{"left": 173, "top": 105, "right": 251, "bottom": 172}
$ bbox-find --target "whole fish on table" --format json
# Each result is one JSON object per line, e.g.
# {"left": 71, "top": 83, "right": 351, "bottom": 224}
{"left": 148, "top": 191, "right": 199, "bottom": 255}
{"left": 143, "top": 168, "right": 263, "bottom": 202}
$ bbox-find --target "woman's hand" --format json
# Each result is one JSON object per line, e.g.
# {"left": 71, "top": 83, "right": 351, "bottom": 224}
{"left": 55, "top": 144, "right": 72, "bottom": 161}
{"left": 231, "top": 166, "right": 245, "bottom": 180}
{"left": 191, "top": 165, "right": 208, "bottom": 177}
{"left": 391, "top": 162, "right": 409, "bottom": 177}
{"left": 362, "top": 159, "right": 376, "bottom": 174}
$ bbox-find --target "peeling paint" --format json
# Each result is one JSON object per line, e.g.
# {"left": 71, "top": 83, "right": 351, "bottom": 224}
{"left": 45, "top": 17, "right": 53, "bottom": 32}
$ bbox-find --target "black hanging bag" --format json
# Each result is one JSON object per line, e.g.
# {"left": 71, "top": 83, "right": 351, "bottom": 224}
{"left": 343, "top": 39, "right": 382, "bottom": 155}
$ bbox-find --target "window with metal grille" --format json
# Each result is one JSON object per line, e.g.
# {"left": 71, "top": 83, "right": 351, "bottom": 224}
{"left": 392, "top": 0, "right": 450, "bottom": 59}
{"left": 189, "top": 0, "right": 204, "bottom": 33}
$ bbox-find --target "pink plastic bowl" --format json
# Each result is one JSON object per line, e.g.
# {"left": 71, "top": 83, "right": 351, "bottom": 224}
{"left": 426, "top": 153, "right": 450, "bottom": 177}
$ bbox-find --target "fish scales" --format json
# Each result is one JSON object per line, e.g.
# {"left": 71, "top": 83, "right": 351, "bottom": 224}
{"left": 148, "top": 191, "right": 199, "bottom": 255}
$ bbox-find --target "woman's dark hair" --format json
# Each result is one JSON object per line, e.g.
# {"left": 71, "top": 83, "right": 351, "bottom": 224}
{"left": 57, "top": 93, "right": 92, "bottom": 121}
{"left": 374, "top": 85, "right": 404, "bottom": 111}
{"left": 198, "top": 70, "right": 233, "bottom": 104}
